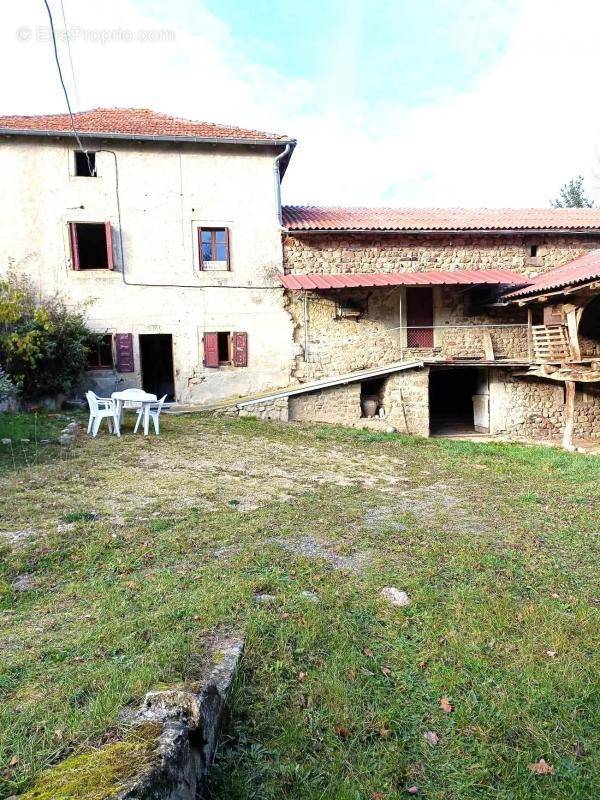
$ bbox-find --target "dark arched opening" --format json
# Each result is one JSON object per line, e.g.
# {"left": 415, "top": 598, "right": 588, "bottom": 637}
{"left": 578, "top": 294, "right": 600, "bottom": 344}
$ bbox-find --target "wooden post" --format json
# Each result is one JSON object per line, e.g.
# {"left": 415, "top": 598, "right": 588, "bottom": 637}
{"left": 527, "top": 307, "right": 533, "bottom": 362}
{"left": 562, "top": 380, "right": 576, "bottom": 451}
{"left": 564, "top": 305, "right": 582, "bottom": 362}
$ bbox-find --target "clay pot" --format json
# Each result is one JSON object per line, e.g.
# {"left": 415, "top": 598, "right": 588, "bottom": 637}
{"left": 361, "top": 395, "right": 379, "bottom": 418}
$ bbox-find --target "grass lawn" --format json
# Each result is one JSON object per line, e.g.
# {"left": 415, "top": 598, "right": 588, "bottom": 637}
{"left": 0, "top": 412, "right": 598, "bottom": 799}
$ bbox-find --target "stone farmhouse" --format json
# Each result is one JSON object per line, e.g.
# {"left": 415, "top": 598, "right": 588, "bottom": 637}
{"left": 0, "top": 108, "right": 296, "bottom": 404}
{"left": 1, "top": 108, "right": 600, "bottom": 447}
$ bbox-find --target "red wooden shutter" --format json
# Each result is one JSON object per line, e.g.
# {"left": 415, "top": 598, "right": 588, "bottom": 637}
{"left": 406, "top": 287, "right": 434, "bottom": 347}
{"left": 69, "top": 223, "right": 80, "bottom": 270}
{"left": 114, "top": 333, "right": 134, "bottom": 372}
{"left": 105, "top": 222, "right": 114, "bottom": 270}
{"left": 232, "top": 332, "right": 248, "bottom": 367}
{"left": 204, "top": 332, "right": 219, "bottom": 367}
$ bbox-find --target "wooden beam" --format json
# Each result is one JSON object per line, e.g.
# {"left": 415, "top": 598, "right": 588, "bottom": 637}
{"left": 562, "top": 380, "right": 576, "bottom": 451}
{"left": 564, "top": 304, "right": 582, "bottom": 362}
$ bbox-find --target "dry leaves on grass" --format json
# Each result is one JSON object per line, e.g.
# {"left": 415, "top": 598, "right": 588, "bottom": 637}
{"left": 425, "top": 731, "right": 439, "bottom": 746}
{"left": 529, "top": 758, "right": 554, "bottom": 775}
{"left": 440, "top": 696, "right": 453, "bottom": 713}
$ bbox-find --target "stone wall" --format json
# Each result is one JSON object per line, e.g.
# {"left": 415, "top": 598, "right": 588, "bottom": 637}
{"left": 381, "top": 369, "right": 430, "bottom": 436}
{"left": 238, "top": 367, "right": 600, "bottom": 443}
{"left": 283, "top": 233, "right": 600, "bottom": 277}
{"left": 288, "top": 383, "right": 362, "bottom": 424}
{"left": 490, "top": 370, "right": 600, "bottom": 440}
{"left": 283, "top": 233, "right": 600, "bottom": 382}
{"left": 286, "top": 287, "right": 528, "bottom": 381}
{"left": 239, "top": 397, "right": 289, "bottom": 422}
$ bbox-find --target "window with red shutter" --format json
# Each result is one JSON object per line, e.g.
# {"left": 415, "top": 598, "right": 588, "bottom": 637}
{"left": 114, "top": 333, "right": 135, "bottom": 372}
{"left": 69, "top": 222, "right": 114, "bottom": 270}
{"left": 204, "top": 332, "right": 248, "bottom": 368}
{"left": 232, "top": 332, "right": 248, "bottom": 367}
{"left": 204, "top": 332, "right": 220, "bottom": 368}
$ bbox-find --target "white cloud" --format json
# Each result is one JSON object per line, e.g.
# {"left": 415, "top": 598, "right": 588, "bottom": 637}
{"left": 2, "top": 0, "right": 599, "bottom": 206}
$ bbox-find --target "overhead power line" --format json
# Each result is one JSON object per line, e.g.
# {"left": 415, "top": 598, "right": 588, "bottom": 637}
{"left": 42, "top": 0, "right": 94, "bottom": 174}
{"left": 59, "top": 0, "right": 80, "bottom": 108}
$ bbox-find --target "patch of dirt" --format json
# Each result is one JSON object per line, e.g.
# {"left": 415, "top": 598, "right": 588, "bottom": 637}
{"left": 0, "top": 529, "right": 40, "bottom": 547}
{"left": 271, "top": 534, "right": 372, "bottom": 572}
{"left": 362, "top": 481, "right": 489, "bottom": 534}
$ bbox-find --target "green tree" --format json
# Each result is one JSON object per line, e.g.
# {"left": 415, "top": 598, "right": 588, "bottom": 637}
{"left": 551, "top": 175, "right": 595, "bottom": 208}
{"left": 0, "top": 273, "right": 96, "bottom": 399}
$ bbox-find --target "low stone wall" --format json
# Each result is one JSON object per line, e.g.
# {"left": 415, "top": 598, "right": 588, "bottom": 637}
{"left": 19, "top": 635, "right": 244, "bottom": 800}
{"left": 288, "top": 383, "right": 362, "bottom": 424}
{"left": 239, "top": 397, "right": 289, "bottom": 422}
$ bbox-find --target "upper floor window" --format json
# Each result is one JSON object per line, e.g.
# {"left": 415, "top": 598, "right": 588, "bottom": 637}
{"left": 199, "top": 227, "right": 229, "bottom": 271}
{"left": 69, "top": 222, "right": 114, "bottom": 270}
{"left": 74, "top": 150, "right": 97, "bottom": 177}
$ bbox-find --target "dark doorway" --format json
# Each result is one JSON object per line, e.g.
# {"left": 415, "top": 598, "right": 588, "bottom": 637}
{"left": 139, "top": 334, "right": 175, "bottom": 401}
{"left": 429, "top": 367, "right": 488, "bottom": 436}
{"left": 406, "top": 287, "right": 434, "bottom": 347}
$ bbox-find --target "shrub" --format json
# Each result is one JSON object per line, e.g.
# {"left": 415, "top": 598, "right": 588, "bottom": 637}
{"left": 0, "top": 368, "right": 17, "bottom": 400}
{"left": 0, "top": 273, "right": 97, "bottom": 399}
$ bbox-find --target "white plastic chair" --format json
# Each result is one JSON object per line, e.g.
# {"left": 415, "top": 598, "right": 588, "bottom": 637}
{"left": 134, "top": 395, "right": 168, "bottom": 436}
{"left": 86, "top": 391, "right": 120, "bottom": 437}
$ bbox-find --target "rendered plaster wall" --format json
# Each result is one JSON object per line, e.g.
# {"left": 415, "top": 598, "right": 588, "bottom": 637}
{"left": 0, "top": 137, "right": 295, "bottom": 403}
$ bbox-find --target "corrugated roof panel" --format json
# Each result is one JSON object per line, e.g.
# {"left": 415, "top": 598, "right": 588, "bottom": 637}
{"left": 504, "top": 249, "right": 600, "bottom": 299}
{"left": 282, "top": 206, "right": 600, "bottom": 232}
{"left": 280, "top": 269, "right": 529, "bottom": 291}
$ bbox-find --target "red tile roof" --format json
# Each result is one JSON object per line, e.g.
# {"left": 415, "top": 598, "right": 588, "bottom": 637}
{"left": 504, "top": 249, "right": 600, "bottom": 299}
{"left": 0, "top": 108, "right": 293, "bottom": 145}
{"left": 281, "top": 269, "right": 529, "bottom": 291}
{"left": 282, "top": 206, "right": 600, "bottom": 232}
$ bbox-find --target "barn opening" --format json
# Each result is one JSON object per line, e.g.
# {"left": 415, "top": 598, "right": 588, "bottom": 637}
{"left": 360, "top": 377, "right": 386, "bottom": 417}
{"left": 429, "top": 367, "right": 489, "bottom": 435}
{"left": 139, "top": 334, "right": 175, "bottom": 401}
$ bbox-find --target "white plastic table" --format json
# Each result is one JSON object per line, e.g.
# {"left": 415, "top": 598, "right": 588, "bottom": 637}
{"left": 111, "top": 390, "right": 157, "bottom": 432}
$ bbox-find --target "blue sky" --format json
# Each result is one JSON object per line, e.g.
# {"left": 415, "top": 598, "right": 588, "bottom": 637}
{"left": 199, "top": 0, "right": 519, "bottom": 105}
{"left": 3, "top": 0, "right": 600, "bottom": 206}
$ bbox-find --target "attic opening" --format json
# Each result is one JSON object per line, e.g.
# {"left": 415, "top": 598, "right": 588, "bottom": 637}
{"left": 74, "top": 150, "right": 96, "bottom": 177}
{"left": 429, "top": 367, "right": 489, "bottom": 436}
